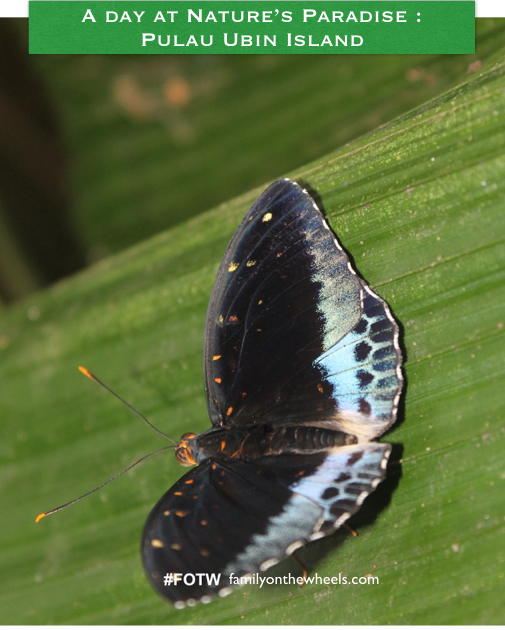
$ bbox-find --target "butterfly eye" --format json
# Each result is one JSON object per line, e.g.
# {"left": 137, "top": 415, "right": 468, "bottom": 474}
{"left": 175, "top": 433, "right": 197, "bottom": 467}
{"left": 175, "top": 446, "right": 196, "bottom": 467}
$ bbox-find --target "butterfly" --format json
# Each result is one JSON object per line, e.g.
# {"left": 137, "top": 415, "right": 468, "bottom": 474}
{"left": 142, "top": 178, "right": 403, "bottom": 608}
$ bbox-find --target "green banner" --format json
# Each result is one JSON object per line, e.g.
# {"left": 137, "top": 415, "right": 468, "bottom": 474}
{"left": 29, "top": 1, "right": 475, "bottom": 55}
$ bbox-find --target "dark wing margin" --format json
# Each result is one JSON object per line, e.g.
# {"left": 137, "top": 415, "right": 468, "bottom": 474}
{"left": 204, "top": 178, "right": 362, "bottom": 427}
{"left": 142, "top": 442, "right": 390, "bottom": 607}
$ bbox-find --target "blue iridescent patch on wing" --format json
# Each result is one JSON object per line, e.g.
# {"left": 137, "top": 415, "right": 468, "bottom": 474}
{"left": 315, "top": 286, "right": 402, "bottom": 440}
{"left": 142, "top": 178, "right": 403, "bottom": 607}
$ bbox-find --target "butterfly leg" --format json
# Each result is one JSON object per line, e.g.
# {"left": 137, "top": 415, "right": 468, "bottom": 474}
{"left": 343, "top": 523, "right": 359, "bottom": 537}
{"left": 292, "top": 551, "right": 308, "bottom": 586}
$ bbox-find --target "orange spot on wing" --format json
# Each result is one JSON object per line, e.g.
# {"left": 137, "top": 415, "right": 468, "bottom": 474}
{"left": 212, "top": 355, "right": 221, "bottom": 361}
{"left": 215, "top": 378, "right": 222, "bottom": 384}
{"left": 226, "top": 406, "right": 233, "bottom": 416}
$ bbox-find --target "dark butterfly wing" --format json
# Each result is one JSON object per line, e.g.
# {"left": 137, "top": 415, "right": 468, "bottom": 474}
{"left": 142, "top": 179, "right": 402, "bottom": 607}
{"left": 142, "top": 442, "right": 390, "bottom": 607}
{"left": 204, "top": 178, "right": 402, "bottom": 437}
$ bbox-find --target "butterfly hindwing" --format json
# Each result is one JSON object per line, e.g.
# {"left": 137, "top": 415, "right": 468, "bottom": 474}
{"left": 142, "top": 458, "right": 307, "bottom": 605}
{"left": 142, "top": 442, "right": 391, "bottom": 606}
{"left": 312, "top": 285, "right": 403, "bottom": 441}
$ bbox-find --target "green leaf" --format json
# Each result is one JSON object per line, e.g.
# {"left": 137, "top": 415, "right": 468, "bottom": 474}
{"left": 2, "top": 43, "right": 505, "bottom": 625}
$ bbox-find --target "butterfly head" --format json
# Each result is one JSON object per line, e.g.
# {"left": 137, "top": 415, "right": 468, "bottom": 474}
{"left": 175, "top": 432, "right": 197, "bottom": 467}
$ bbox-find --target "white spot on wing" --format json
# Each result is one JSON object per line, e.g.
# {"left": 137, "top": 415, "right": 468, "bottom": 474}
{"left": 308, "top": 531, "right": 326, "bottom": 541}
{"left": 260, "top": 558, "right": 279, "bottom": 571}
{"left": 335, "top": 511, "right": 352, "bottom": 528}
{"left": 356, "top": 491, "right": 368, "bottom": 505}
{"left": 286, "top": 540, "right": 304, "bottom": 555}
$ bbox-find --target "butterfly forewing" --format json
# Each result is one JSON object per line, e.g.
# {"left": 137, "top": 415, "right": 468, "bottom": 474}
{"left": 204, "top": 178, "right": 363, "bottom": 427}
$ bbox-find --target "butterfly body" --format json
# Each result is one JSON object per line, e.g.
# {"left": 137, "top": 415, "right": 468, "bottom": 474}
{"left": 177, "top": 424, "right": 358, "bottom": 467}
{"left": 142, "top": 178, "right": 403, "bottom": 607}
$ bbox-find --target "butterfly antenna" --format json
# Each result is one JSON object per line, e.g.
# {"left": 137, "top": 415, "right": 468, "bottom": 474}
{"left": 35, "top": 445, "right": 173, "bottom": 522}
{"left": 78, "top": 367, "right": 177, "bottom": 444}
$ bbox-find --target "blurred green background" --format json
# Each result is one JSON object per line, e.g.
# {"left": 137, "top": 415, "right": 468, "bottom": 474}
{"left": 0, "top": 18, "right": 502, "bottom": 304}
{"left": 1, "top": 17, "right": 505, "bottom": 625}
